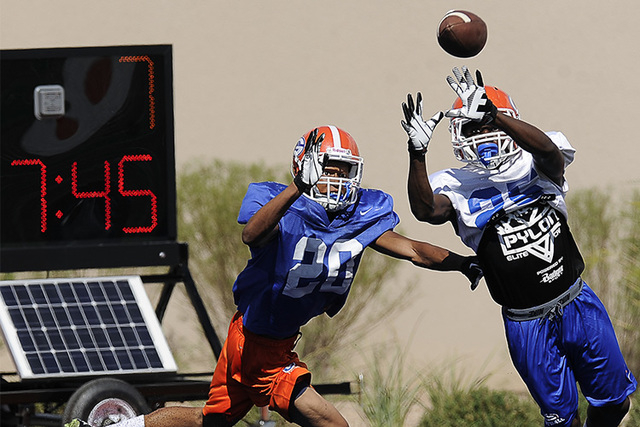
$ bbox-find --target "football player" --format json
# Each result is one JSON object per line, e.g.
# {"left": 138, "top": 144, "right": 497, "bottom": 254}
{"left": 68, "top": 125, "right": 482, "bottom": 427}
{"left": 400, "top": 66, "right": 637, "bottom": 427}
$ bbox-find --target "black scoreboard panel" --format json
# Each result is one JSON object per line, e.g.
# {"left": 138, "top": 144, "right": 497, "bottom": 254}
{"left": 0, "top": 45, "right": 178, "bottom": 272}
{"left": 0, "top": 276, "right": 176, "bottom": 379}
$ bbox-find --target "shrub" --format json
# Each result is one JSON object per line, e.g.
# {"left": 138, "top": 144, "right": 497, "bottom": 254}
{"left": 419, "top": 385, "right": 540, "bottom": 427}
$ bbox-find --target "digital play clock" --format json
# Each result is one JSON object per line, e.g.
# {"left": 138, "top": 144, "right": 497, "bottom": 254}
{"left": 1, "top": 45, "right": 179, "bottom": 272}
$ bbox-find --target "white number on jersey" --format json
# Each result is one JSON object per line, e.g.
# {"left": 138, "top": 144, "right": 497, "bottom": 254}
{"left": 283, "top": 237, "right": 364, "bottom": 298}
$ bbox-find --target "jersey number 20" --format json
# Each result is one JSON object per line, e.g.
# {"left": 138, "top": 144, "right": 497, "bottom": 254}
{"left": 283, "top": 237, "right": 363, "bottom": 298}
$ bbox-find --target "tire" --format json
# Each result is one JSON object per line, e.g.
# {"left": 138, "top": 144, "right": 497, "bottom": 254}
{"left": 62, "top": 378, "right": 150, "bottom": 427}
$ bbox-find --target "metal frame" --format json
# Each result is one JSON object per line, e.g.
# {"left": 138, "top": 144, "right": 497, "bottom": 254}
{"left": 1, "top": 241, "right": 183, "bottom": 273}
{"left": 142, "top": 243, "right": 222, "bottom": 358}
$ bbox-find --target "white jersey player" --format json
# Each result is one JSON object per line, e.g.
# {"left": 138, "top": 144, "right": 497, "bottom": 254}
{"left": 400, "top": 66, "right": 636, "bottom": 427}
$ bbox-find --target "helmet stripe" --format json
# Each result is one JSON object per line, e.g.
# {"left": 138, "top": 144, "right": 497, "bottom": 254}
{"left": 328, "top": 125, "right": 341, "bottom": 148}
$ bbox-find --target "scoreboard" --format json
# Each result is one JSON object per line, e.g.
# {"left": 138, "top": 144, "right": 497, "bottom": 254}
{"left": 1, "top": 45, "right": 179, "bottom": 272}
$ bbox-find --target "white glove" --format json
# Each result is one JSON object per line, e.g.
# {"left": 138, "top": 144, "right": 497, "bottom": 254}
{"left": 401, "top": 92, "right": 444, "bottom": 153}
{"left": 293, "top": 128, "right": 325, "bottom": 191}
{"left": 445, "top": 67, "right": 497, "bottom": 124}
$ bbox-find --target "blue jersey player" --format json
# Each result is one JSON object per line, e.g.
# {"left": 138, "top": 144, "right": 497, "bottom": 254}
{"left": 201, "top": 125, "right": 482, "bottom": 426}
{"left": 400, "top": 66, "right": 636, "bottom": 427}
{"left": 67, "top": 125, "right": 482, "bottom": 427}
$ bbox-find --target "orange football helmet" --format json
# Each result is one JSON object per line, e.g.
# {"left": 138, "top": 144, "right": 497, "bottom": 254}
{"left": 449, "top": 86, "right": 521, "bottom": 169}
{"left": 291, "top": 125, "right": 364, "bottom": 211}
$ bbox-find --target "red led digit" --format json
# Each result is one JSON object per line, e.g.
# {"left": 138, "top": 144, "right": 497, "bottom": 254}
{"left": 118, "top": 155, "right": 157, "bottom": 233}
{"left": 118, "top": 55, "right": 156, "bottom": 129}
{"left": 11, "top": 159, "right": 47, "bottom": 233}
{"left": 71, "top": 161, "right": 112, "bottom": 230}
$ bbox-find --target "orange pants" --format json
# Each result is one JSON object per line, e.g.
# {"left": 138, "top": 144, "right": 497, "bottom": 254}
{"left": 202, "top": 312, "right": 311, "bottom": 423}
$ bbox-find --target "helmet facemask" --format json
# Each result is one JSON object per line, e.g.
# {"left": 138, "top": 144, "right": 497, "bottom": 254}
{"left": 449, "top": 86, "right": 522, "bottom": 170}
{"left": 311, "top": 151, "right": 363, "bottom": 212}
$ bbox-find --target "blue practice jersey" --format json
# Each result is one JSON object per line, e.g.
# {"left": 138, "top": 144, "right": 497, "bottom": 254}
{"left": 233, "top": 182, "right": 400, "bottom": 338}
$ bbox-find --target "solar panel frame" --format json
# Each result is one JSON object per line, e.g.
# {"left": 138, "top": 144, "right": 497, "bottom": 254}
{"left": 0, "top": 276, "right": 177, "bottom": 380}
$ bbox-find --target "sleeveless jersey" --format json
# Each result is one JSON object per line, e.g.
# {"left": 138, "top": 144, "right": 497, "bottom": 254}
{"left": 233, "top": 182, "right": 400, "bottom": 338}
{"left": 430, "top": 131, "right": 584, "bottom": 308}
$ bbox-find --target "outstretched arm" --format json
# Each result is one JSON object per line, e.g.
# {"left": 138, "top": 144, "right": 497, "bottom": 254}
{"left": 401, "top": 92, "right": 456, "bottom": 224}
{"left": 370, "top": 230, "right": 483, "bottom": 290}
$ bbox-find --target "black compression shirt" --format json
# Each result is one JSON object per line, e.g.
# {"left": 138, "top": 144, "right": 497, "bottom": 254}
{"left": 476, "top": 201, "right": 584, "bottom": 309}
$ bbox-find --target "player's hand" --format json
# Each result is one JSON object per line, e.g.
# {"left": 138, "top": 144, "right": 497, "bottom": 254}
{"left": 461, "top": 256, "right": 483, "bottom": 291}
{"left": 293, "top": 128, "right": 326, "bottom": 192}
{"left": 445, "top": 67, "right": 497, "bottom": 124}
{"left": 401, "top": 92, "right": 444, "bottom": 153}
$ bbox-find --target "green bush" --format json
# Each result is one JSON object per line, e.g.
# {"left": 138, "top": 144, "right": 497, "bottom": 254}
{"left": 419, "top": 386, "right": 540, "bottom": 427}
{"left": 567, "top": 189, "right": 640, "bottom": 376}
{"left": 628, "top": 396, "right": 640, "bottom": 426}
{"left": 358, "top": 345, "right": 423, "bottom": 427}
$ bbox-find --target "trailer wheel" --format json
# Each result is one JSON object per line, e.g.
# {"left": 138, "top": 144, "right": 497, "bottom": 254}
{"left": 62, "top": 378, "right": 150, "bottom": 426}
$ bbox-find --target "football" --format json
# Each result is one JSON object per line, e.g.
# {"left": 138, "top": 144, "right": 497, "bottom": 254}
{"left": 437, "top": 10, "right": 487, "bottom": 58}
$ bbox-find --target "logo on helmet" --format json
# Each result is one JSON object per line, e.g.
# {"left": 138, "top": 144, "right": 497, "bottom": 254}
{"left": 326, "top": 147, "right": 352, "bottom": 157}
{"left": 293, "top": 137, "right": 306, "bottom": 158}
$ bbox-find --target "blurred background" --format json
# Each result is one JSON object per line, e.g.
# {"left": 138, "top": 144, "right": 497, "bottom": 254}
{"left": 2, "top": 1, "right": 639, "bottom": 424}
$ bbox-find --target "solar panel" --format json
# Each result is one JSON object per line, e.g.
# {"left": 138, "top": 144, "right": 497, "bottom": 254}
{"left": 0, "top": 276, "right": 177, "bottom": 379}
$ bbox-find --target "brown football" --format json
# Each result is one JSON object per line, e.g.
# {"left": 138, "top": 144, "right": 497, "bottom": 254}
{"left": 437, "top": 10, "right": 487, "bottom": 58}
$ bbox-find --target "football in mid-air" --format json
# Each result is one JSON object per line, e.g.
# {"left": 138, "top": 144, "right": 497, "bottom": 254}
{"left": 437, "top": 10, "right": 487, "bottom": 58}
